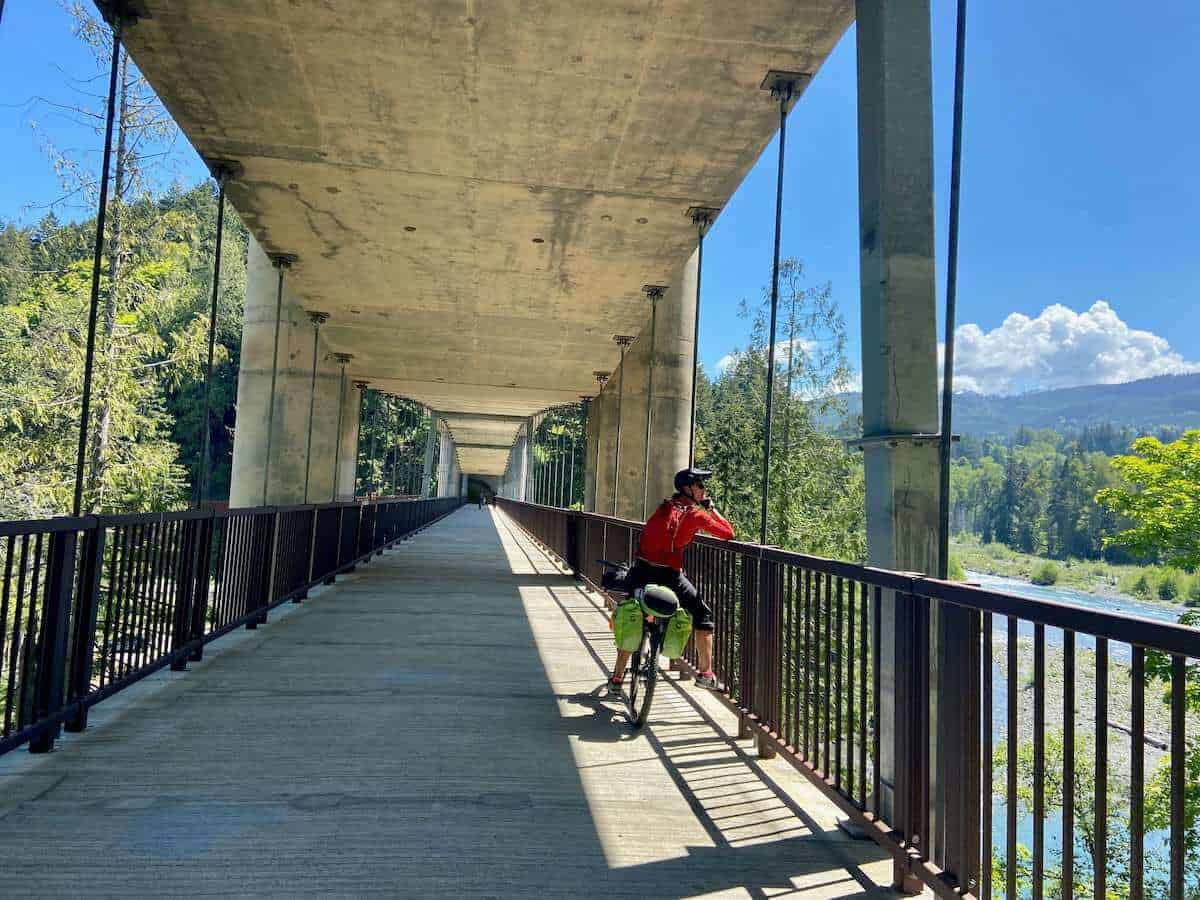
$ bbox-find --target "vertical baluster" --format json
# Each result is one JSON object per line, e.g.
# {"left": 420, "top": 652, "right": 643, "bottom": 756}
{"left": 981, "top": 611, "right": 993, "bottom": 900}
{"left": 802, "top": 567, "right": 811, "bottom": 761}
{"left": 1095, "top": 638, "right": 1108, "bottom": 900}
{"left": 847, "top": 580, "right": 856, "bottom": 797}
{"left": 1006, "top": 615, "right": 1018, "bottom": 900}
{"left": 871, "top": 585, "right": 882, "bottom": 813}
{"left": 1169, "top": 655, "right": 1184, "bottom": 900}
{"left": 1062, "top": 631, "right": 1075, "bottom": 897}
{"left": 1130, "top": 645, "right": 1144, "bottom": 900}
{"left": 835, "top": 576, "right": 844, "bottom": 789}
{"left": 823, "top": 572, "right": 832, "bottom": 773}
{"left": 859, "top": 581, "right": 869, "bottom": 808}
{"left": 1032, "top": 623, "right": 1045, "bottom": 899}
{"left": 0, "top": 537, "right": 13, "bottom": 736}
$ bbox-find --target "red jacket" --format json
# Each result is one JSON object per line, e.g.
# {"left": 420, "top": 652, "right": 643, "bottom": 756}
{"left": 637, "top": 497, "right": 735, "bottom": 571}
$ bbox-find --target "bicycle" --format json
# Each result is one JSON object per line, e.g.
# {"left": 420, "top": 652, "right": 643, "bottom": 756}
{"left": 599, "top": 559, "right": 679, "bottom": 728}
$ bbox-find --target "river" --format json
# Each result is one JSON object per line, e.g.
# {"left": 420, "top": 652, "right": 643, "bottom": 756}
{"left": 967, "top": 571, "right": 1185, "bottom": 662}
{"left": 965, "top": 572, "right": 1184, "bottom": 886}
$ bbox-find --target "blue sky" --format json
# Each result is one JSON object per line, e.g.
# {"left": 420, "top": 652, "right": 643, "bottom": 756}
{"left": 3, "top": 1, "right": 1198, "bottom": 395}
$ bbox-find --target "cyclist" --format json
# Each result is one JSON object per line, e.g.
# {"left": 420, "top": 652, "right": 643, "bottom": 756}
{"left": 607, "top": 466, "right": 734, "bottom": 696}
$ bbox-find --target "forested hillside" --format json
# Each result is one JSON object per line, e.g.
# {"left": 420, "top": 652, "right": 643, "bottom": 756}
{"left": 0, "top": 186, "right": 245, "bottom": 517}
{"left": 831, "top": 373, "right": 1200, "bottom": 438}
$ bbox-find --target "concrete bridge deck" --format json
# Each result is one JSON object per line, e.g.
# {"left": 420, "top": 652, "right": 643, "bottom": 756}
{"left": 1, "top": 508, "right": 899, "bottom": 898}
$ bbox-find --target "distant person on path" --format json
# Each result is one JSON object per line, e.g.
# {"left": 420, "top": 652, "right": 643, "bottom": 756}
{"left": 606, "top": 467, "right": 734, "bottom": 694}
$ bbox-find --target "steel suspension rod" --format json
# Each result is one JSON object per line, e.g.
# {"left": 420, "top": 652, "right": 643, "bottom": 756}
{"left": 194, "top": 166, "right": 230, "bottom": 508}
{"left": 938, "top": 0, "right": 968, "bottom": 580}
{"left": 73, "top": 18, "right": 123, "bottom": 516}
{"left": 759, "top": 81, "right": 793, "bottom": 546}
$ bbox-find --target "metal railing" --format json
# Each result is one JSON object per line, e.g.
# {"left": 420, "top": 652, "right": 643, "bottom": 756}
{"left": 498, "top": 497, "right": 1200, "bottom": 900}
{"left": 0, "top": 496, "right": 462, "bottom": 758}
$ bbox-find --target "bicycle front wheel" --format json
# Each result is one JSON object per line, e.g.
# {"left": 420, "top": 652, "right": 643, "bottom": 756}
{"left": 628, "top": 630, "right": 658, "bottom": 728}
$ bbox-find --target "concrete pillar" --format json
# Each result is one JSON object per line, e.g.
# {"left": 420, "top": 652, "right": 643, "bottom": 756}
{"left": 333, "top": 378, "right": 361, "bottom": 501}
{"left": 592, "top": 383, "right": 617, "bottom": 516}
{"left": 588, "top": 257, "right": 696, "bottom": 522}
{"left": 514, "top": 433, "right": 529, "bottom": 501}
{"left": 422, "top": 413, "right": 438, "bottom": 497}
{"left": 583, "top": 399, "right": 597, "bottom": 512}
{"left": 608, "top": 258, "right": 696, "bottom": 521}
{"left": 436, "top": 425, "right": 453, "bottom": 498}
{"left": 856, "top": 0, "right": 940, "bottom": 836}
{"left": 230, "top": 236, "right": 344, "bottom": 507}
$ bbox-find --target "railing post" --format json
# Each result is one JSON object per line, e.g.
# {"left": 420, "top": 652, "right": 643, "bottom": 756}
{"left": 170, "top": 517, "right": 200, "bottom": 671}
{"left": 934, "top": 599, "right": 982, "bottom": 893}
{"left": 757, "top": 555, "right": 779, "bottom": 759}
{"left": 189, "top": 512, "right": 215, "bottom": 661}
{"left": 565, "top": 514, "right": 582, "bottom": 578}
{"left": 29, "top": 530, "right": 79, "bottom": 753}
{"left": 297, "top": 506, "right": 316, "bottom": 601}
{"left": 891, "top": 587, "right": 930, "bottom": 894}
{"left": 65, "top": 522, "right": 104, "bottom": 732}
{"left": 738, "top": 554, "right": 754, "bottom": 714}
{"left": 325, "top": 506, "right": 342, "bottom": 584}
{"left": 254, "top": 510, "right": 276, "bottom": 626}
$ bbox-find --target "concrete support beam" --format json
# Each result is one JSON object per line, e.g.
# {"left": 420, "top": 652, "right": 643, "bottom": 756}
{"left": 855, "top": 0, "right": 940, "bottom": 835}
{"left": 230, "top": 236, "right": 344, "bottom": 506}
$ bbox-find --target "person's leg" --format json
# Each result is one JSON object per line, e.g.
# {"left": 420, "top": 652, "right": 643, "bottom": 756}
{"left": 675, "top": 570, "right": 718, "bottom": 683}
{"left": 608, "top": 560, "right": 651, "bottom": 687}
{"left": 694, "top": 630, "right": 714, "bottom": 673}
{"left": 612, "top": 648, "right": 632, "bottom": 680}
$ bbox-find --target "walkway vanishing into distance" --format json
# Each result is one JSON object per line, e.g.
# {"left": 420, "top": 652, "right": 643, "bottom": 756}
{"left": 0, "top": 508, "right": 900, "bottom": 897}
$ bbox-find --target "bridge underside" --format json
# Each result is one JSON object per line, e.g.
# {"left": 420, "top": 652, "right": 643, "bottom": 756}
{"left": 117, "top": 0, "right": 853, "bottom": 420}
{"left": 0, "top": 509, "right": 895, "bottom": 896}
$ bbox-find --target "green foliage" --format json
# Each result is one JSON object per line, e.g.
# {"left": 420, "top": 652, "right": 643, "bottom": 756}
{"left": 527, "top": 405, "right": 586, "bottom": 508}
{"left": 1098, "top": 431, "right": 1200, "bottom": 571}
{"left": 1157, "top": 569, "right": 1183, "bottom": 601}
{"left": 0, "top": 185, "right": 246, "bottom": 516}
{"left": 1031, "top": 560, "right": 1060, "bottom": 585}
{"left": 355, "top": 392, "right": 432, "bottom": 497}
{"left": 947, "top": 554, "right": 966, "bottom": 581}
{"left": 695, "top": 259, "right": 865, "bottom": 561}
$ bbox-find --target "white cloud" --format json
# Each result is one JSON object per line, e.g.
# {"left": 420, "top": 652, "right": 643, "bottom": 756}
{"left": 713, "top": 353, "right": 736, "bottom": 374}
{"left": 946, "top": 301, "right": 1199, "bottom": 395}
{"left": 713, "top": 337, "right": 814, "bottom": 376}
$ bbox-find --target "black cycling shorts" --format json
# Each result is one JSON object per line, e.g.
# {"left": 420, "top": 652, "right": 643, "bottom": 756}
{"left": 624, "top": 559, "right": 714, "bottom": 632}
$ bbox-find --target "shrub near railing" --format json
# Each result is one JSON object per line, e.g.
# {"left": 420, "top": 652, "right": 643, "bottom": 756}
{"left": 0, "top": 496, "right": 463, "bottom": 758}
{"left": 497, "top": 497, "right": 1200, "bottom": 900}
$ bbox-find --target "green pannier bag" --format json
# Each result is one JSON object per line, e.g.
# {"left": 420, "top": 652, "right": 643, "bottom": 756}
{"left": 612, "top": 598, "right": 644, "bottom": 652}
{"left": 662, "top": 607, "right": 693, "bottom": 659}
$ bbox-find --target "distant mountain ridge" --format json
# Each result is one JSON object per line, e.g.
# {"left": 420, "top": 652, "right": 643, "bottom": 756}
{"left": 832, "top": 372, "right": 1200, "bottom": 437}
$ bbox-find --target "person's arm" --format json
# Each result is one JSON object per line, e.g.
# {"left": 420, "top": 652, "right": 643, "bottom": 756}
{"left": 695, "top": 505, "right": 735, "bottom": 541}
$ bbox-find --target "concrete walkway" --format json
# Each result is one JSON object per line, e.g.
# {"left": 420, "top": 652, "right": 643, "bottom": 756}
{"left": 0, "top": 508, "right": 899, "bottom": 898}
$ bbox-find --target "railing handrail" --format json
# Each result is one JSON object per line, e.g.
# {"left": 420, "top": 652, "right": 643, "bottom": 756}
{"left": 0, "top": 494, "right": 465, "bottom": 759}
{"left": 495, "top": 497, "right": 1200, "bottom": 899}
{"left": 516, "top": 499, "right": 1200, "bottom": 657}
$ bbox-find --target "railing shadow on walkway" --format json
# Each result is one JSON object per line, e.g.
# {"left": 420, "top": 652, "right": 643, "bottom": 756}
{"left": 0, "top": 507, "right": 897, "bottom": 898}
{"left": 493, "top": 510, "right": 898, "bottom": 898}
